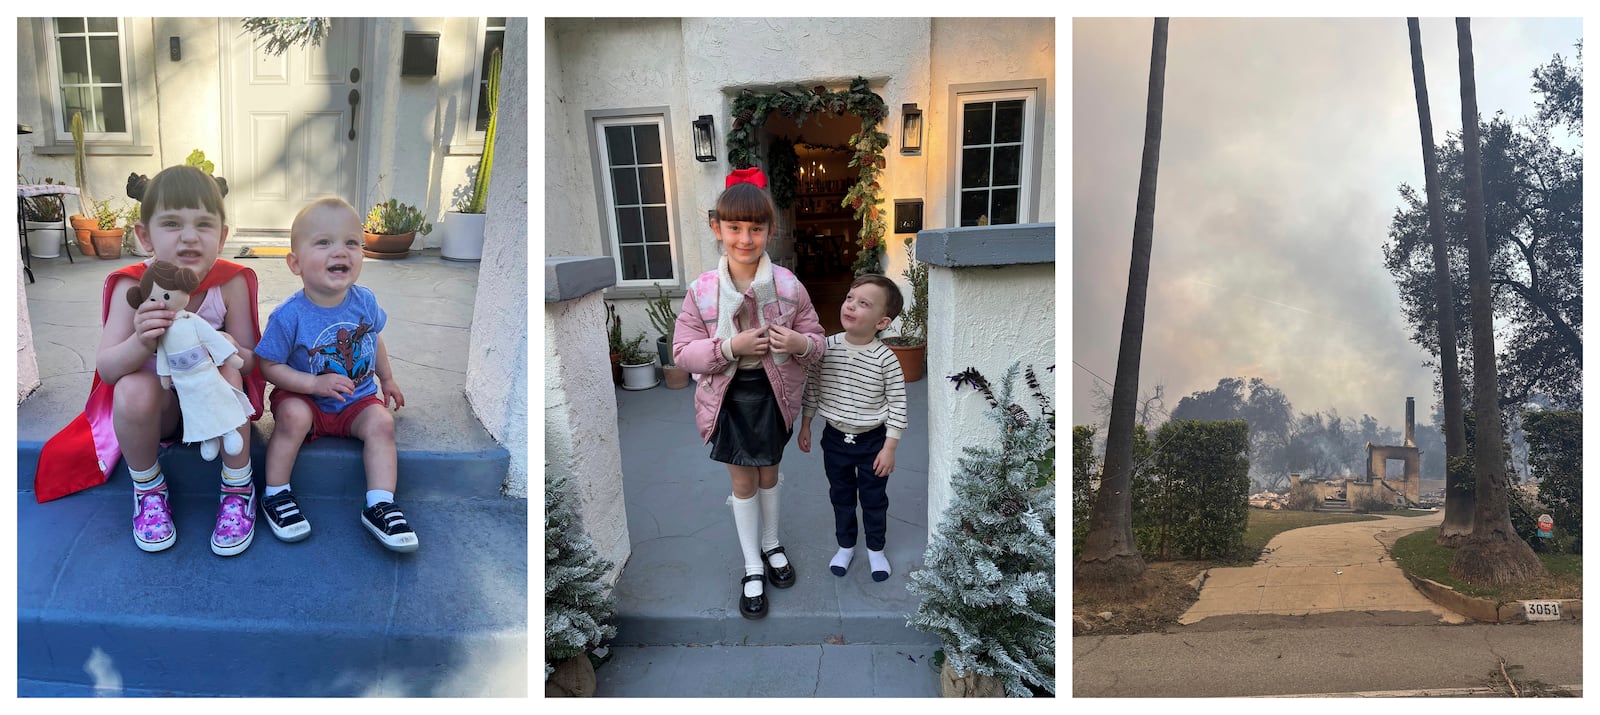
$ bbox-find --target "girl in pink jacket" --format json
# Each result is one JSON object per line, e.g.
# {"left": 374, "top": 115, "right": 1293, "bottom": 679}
{"left": 672, "top": 167, "right": 825, "bottom": 620}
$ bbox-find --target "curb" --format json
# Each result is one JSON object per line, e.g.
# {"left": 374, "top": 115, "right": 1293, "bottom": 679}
{"left": 1404, "top": 573, "right": 1583, "bottom": 624}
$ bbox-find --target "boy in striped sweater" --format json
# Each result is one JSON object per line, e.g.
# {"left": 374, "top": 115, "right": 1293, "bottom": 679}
{"left": 798, "top": 274, "right": 909, "bottom": 582}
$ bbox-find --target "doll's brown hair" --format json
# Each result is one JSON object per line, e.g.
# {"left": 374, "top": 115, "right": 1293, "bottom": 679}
{"left": 126, "top": 260, "right": 202, "bottom": 309}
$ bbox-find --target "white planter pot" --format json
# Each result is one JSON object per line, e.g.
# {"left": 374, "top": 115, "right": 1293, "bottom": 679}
{"left": 25, "top": 221, "right": 66, "bottom": 259}
{"left": 620, "top": 360, "right": 659, "bottom": 390}
{"left": 440, "top": 211, "right": 487, "bottom": 262}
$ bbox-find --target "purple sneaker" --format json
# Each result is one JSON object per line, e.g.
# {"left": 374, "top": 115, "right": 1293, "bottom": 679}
{"left": 133, "top": 486, "right": 176, "bottom": 553}
{"left": 211, "top": 483, "right": 256, "bottom": 557}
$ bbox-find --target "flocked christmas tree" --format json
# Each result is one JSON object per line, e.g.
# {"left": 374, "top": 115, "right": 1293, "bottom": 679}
{"left": 908, "top": 363, "right": 1056, "bottom": 697}
{"left": 545, "top": 472, "right": 617, "bottom": 679}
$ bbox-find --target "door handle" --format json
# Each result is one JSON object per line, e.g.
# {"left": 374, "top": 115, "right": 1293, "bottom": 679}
{"left": 348, "top": 89, "right": 360, "bottom": 141}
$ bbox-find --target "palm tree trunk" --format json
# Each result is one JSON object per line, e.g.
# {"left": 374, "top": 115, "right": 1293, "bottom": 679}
{"left": 1448, "top": 17, "right": 1547, "bottom": 585}
{"left": 1405, "top": 18, "right": 1473, "bottom": 547}
{"left": 1076, "top": 17, "right": 1168, "bottom": 588}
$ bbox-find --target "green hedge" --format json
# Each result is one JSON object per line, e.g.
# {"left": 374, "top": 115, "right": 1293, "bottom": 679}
{"left": 1524, "top": 410, "right": 1581, "bottom": 554}
{"left": 1074, "top": 420, "right": 1251, "bottom": 561}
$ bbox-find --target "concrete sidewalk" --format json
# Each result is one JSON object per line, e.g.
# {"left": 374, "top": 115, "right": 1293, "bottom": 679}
{"left": 1180, "top": 512, "right": 1465, "bottom": 625}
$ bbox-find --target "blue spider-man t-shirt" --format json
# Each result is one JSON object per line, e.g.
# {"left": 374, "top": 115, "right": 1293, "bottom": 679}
{"left": 257, "top": 285, "right": 387, "bottom": 413}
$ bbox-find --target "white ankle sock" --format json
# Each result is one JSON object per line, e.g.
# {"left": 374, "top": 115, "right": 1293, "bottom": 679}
{"left": 220, "top": 462, "right": 252, "bottom": 488}
{"left": 830, "top": 546, "right": 855, "bottom": 576}
{"left": 868, "top": 548, "right": 891, "bottom": 581}
{"left": 367, "top": 490, "right": 394, "bottom": 508}
{"left": 130, "top": 463, "right": 164, "bottom": 491}
{"left": 757, "top": 481, "right": 787, "bottom": 568}
{"left": 730, "top": 493, "right": 764, "bottom": 597}
{"left": 265, "top": 483, "right": 291, "bottom": 497}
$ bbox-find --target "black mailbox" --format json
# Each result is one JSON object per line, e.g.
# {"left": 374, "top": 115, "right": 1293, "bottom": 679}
{"left": 894, "top": 199, "right": 924, "bottom": 235}
{"left": 401, "top": 33, "right": 440, "bottom": 77}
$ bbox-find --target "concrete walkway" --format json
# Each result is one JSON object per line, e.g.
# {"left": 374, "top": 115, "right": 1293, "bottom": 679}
{"left": 1180, "top": 512, "right": 1466, "bottom": 625}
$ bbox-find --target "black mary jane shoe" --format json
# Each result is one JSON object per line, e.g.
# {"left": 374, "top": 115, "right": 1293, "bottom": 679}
{"left": 739, "top": 574, "right": 768, "bottom": 620}
{"left": 763, "top": 546, "right": 797, "bottom": 589}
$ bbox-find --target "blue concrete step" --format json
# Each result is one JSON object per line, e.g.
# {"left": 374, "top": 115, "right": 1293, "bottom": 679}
{"left": 18, "top": 486, "right": 527, "bottom": 696}
{"left": 16, "top": 430, "right": 510, "bottom": 500}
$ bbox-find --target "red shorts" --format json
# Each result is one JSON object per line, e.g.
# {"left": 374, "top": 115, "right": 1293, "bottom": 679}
{"left": 268, "top": 389, "right": 385, "bottom": 441}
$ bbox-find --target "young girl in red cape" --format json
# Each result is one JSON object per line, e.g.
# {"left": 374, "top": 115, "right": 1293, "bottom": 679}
{"left": 35, "top": 165, "right": 267, "bottom": 557}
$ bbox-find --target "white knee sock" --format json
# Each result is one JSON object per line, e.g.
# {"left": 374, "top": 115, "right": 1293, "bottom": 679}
{"left": 130, "top": 462, "right": 164, "bottom": 491}
{"left": 757, "top": 480, "right": 787, "bottom": 569}
{"left": 730, "top": 492, "right": 764, "bottom": 597}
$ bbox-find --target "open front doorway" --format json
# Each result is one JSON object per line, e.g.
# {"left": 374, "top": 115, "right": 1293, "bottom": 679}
{"left": 761, "top": 111, "right": 862, "bottom": 335}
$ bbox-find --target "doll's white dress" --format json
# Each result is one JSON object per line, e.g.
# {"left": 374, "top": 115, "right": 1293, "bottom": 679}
{"left": 156, "top": 312, "right": 251, "bottom": 444}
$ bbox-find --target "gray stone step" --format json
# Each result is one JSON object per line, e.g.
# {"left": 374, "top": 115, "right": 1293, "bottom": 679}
{"left": 592, "top": 643, "right": 944, "bottom": 697}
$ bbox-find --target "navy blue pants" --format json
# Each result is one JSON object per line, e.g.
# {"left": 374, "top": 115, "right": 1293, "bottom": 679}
{"left": 821, "top": 424, "right": 889, "bottom": 551}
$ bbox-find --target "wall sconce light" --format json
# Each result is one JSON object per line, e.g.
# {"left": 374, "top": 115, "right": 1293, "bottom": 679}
{"left": 692, "top": 115, "right": 717, "bottom": 162}
{"left": 900, "top": 103, "right": 923, "bottom": 155}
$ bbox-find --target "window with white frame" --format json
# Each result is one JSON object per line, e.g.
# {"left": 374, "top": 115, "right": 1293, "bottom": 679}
{"left": 473, "top": 18, "right": 507, "bottom": 134}
{"left": 596, "top": 116, "right": 677, "bottom": 285}
{"left": 956, "top": 89, "right": 1037, "bottom": 227}
{"left": 49, "top": 17, "right": 132, "bottom": 142}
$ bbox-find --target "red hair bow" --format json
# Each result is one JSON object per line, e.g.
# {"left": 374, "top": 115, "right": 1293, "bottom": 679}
{"left": 725, "top": 167, "right": 768, "bottom": 189}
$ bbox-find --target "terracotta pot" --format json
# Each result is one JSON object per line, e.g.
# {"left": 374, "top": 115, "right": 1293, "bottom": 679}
{"left": 89, "top": 228, "right": 124, "bottom": 259}
{"left": 940, "top": 661, "right": 1004, "bottom": 698}
{"left": 885, "top": 340, "right": 926, "bottom": 383}
{"left": 70, "top": 214, "right": 97, "bottom": 256}
{"left": 663, "top": 364, "right": 690, "bottom": 389}
{"left": 610, "top": 352, "right": 623, "bottom": 385}
{"left": 362, "top": 231, "right": 416, "bottom": 259}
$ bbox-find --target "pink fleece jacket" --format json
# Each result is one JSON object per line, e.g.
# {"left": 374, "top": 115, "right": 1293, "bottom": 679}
{"left": 672, "top": 264, "right": 825, "bottom": 443}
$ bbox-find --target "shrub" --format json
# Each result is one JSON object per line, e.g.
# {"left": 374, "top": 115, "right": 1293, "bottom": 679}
{"left": 1286, "top": 481, "right": 1319, "bottom": 511}
{"left": 1525, "top": 410, "right": 1580, "bottom": 553}
{"left": 1138, "top": 420, "right": 1251, "bottom": 560}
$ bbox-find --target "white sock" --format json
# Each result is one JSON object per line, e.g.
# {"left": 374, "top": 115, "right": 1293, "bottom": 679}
{"left": 757, "top": 480, "right": 787, "bottom": 569}
{"left": 130, "top": 462, "right": 164, "bottom": 491}
{"left": 830, "top": 546, "right": 855, "bottom": 577}
{"left": 868, "top": 548, "right": 891, "bottom": 581}
{"left": 730, "top": 493, "right": 764, "bottom": 597}
{"left": 367, "top": 489, "right": 395, "bottom": 508}
{"left": 220, "top": 462, "right": 252, "bottom": 488}
{"left": 265, "top": 483, "right": 291, "bottom": 497}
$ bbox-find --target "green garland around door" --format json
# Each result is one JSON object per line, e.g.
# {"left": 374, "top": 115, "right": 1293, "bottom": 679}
{"left": 726, "top": 77, "right": 889, "bottom": 274}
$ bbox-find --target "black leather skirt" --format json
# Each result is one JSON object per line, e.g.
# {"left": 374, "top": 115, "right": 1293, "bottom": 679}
{"left": 709, "top": 369, "right": 790, "bottom": 467}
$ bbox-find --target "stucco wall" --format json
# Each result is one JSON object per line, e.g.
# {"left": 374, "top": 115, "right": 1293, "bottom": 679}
{"left": 16, "top": 262, "right": 41, "bottom": 404}
{"left": 926, "top": 257, "right": 1056, "bottom": 532}
{"left": 153, "top": 18, "right": 224, "bottom": 170}
{"left": 545, "top": 290, "right": 632, "bottom": 585}
{"left": 464, "top": 18, "right": 529, "bottom": 498}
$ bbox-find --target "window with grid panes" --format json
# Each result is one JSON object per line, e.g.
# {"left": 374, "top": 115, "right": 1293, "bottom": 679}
{"left": 473, "top": 18, "right": 506, "bottom": 133}
{"left": 51, "top": 17, "right": 130, "bottom": 139}
{"left": 598, "top": 118, "right": 676, "bottom": 284}
{"left": 957, "top": 91, "right": 1034, "bottom": 227}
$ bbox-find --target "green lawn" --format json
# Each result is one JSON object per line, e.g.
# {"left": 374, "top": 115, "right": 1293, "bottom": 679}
{"left": 1389, "top": 527, "right": 1582, "bottom": 600}
{"left": 1230, "top": 510, "right": 1380, "bottom": 564}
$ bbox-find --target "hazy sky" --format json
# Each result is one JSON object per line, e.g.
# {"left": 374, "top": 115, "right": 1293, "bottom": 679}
{"left": 1071, "top": 17, "right": 1582, "bottom": 434}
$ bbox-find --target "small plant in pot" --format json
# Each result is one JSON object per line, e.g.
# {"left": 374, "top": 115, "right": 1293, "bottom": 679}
{"left": 617, "top": 332, "right": 658, "bottom": 391}
{"left": 605, "top": 302, "right": 625, "bottom": 385}
{"left": 88, "top": 197, "right": 127, "bottom": 260}
{"left": 21, "top": 177, "right": 69, "bottom": 259}
{"left": 362, "top": 198, "right": 432, "bottom": 259}
{"left": 882, "top": 237, "right": 928, "bottom": 382}
{"left": 644, "top": 286, "right": 689, "bottom": 388}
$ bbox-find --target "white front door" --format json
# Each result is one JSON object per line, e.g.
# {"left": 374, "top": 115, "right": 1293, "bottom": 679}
{"left": 223, "top": 19, "right": 362, "bottom": 232}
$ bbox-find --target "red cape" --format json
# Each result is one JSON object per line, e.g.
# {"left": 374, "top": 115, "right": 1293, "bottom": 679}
{"left": 33, "top": 259, "right": 266, "bottom": 502}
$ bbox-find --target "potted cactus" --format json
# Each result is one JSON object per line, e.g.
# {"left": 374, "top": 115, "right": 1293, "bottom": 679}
{"left": 362, "top": 198, "right": 432, "bottom": 259}
{"left": 67, "top": 111, "right": 99, "bottom": 256}
{"left": 442, "top": 47, "right": 501, "bottom": 262}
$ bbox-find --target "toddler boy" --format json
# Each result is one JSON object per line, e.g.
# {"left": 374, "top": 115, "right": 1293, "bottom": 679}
{"left": 798, "top": 274, "right": 908, "bottom": 581}
{"left": 255, "top": 198, "right": 417, "bottom": 552}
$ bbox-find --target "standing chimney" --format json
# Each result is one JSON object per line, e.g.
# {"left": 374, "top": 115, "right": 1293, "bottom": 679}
{"left": 1405, "top": 396, "right": 1415, "bottom": 447}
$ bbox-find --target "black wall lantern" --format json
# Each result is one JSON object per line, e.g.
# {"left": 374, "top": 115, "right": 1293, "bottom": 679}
{"left": 900, "top": 103, "right": 923, "bottom": 155}
{"left": 692, "top": 115, "right": 717, "bottom": 162}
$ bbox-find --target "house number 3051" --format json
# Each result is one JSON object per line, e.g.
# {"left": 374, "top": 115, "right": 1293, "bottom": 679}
{"left": 1523, "top": 601, "right": 1561, "bottom": 620}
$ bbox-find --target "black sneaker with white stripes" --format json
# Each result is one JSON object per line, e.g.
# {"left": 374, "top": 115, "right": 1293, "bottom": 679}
{"left": 362, "top": 501, "right": 419, "bottom": 553}
{"left": 261, "top": 490, "right": 311, "bottom": 542}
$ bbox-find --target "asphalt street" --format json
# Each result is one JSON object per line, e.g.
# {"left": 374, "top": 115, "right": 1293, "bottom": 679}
{"left": 1073, "top": 619, "right": 1580, "bottom": 697}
